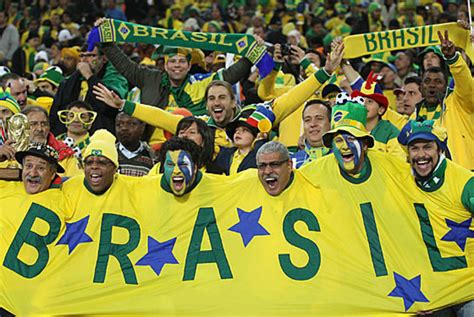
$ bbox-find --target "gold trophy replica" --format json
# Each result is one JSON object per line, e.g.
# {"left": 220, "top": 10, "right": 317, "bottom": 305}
{"left": 0, "top": 113, "right": 30, "bottom": 180}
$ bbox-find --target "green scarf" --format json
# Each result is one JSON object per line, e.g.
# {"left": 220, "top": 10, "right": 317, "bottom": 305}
{"left": 88, "top": 19, "right": 273, "bottom": 77}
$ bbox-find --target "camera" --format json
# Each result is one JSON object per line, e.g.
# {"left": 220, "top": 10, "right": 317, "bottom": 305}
{"left": 281, "top": 43, "right": 292, "bottom": 56}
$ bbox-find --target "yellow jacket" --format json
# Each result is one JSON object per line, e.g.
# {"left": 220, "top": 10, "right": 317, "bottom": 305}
{"left": 122, "top": 68, "right": 332, "bottom": 149}
{"left": 438, "top": 53, "right": 473, "bottom": 170}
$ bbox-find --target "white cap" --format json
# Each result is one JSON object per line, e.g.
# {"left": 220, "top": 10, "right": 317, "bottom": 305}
{"left": 58, "top": 29, "right": 73, "bottom": 42}
{"left": 35, "top": 50, "right": 49, "bottom": 63}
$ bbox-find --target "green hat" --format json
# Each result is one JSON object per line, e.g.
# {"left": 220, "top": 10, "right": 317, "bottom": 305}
{"left": 285, "top": 0, "right": 297, "bottom": 11}
{"left": 362, "top": 51, "right": 390, "bottom": 65}
{"left": 0, "top": 87, "right": 21, "bottom": 114}
{"left": 418, "top": 45, "right": 443, "bottom": 59}
{"left": 208, "top": 20, "right": 222, "bottom": 32}
{"left": 398, "top": 120, "right": 448, "bottom": 146}
{"left": 368, "top": 2, "right": 381, "bottom": 14}
{"left": 162, "top": 46, "right": 192, "bottom": 62}
{"left": 35, "top": 67, "right": 64, "bottom": 88}
{"left": 322, "top": 101, "right": 375, "bottom": 148}
{"left": 335, "top": 3, "right": 348, "bottom": 14}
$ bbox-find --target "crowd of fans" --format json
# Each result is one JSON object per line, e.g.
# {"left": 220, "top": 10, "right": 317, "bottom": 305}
{"left": 0, "top": 0, "right": 472, "bottom": 178}
{"left": 0, "top": 0, "right": 473, "bottom": 315}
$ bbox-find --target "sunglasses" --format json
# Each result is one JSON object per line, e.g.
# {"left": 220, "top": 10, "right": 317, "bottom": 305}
{"left": 58, "top": 110, "right": 97, "bottom": 125}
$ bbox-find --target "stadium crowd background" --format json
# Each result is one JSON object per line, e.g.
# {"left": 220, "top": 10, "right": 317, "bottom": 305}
{"left": 0, "top": 0, "right": 472, "bottom": 177}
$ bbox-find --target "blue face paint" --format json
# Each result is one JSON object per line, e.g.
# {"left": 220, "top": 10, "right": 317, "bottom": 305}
{"left": 164, "top": 150, "right": 196, "bottom": 196}
{"left": 332, "top": 133, "right": 364, "bottom": 173}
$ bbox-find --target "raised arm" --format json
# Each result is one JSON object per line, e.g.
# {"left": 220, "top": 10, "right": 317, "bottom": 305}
{"left": 439, "top": 29, "right": 474, "bottom": 113}
{"left": 93, "top": 83, "right": 181, "bottom": 133}
{"left": 272, "top": 41, "right": 345, "bottom": 124}
{"left": 95, "top": 18, "right": 158, "bottom": 88}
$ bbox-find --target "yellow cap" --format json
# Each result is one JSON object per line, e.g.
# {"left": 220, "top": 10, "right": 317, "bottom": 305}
{"left": 83, "top": 129, "right": 119, "bottom": 167}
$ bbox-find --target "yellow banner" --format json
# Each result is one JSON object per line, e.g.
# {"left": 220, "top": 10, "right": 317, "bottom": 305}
{"left": 0, "top": 151, "right": 473, "bottom": 315}
{"left": 343, "top": 23, "right": 473, "bottom": 61}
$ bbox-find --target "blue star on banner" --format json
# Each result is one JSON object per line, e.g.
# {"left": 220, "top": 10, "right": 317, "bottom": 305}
{"left": 228, "top": 207, "right": 270, "bottom": 247}
{"left": 56, "top": 216, "right": 93, "bottom": 254}
{"left": 388, "top": 272, "right": 429, "bottom": 311}
{"left": 136, "top": 237, "right": 179, "bottom": 276}
{"left": 441, "top": 218, "right": 474, "bottom": 251}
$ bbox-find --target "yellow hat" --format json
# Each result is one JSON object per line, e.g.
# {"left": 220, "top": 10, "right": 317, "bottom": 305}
{"left": 0, "top": 87, "right": 21, "bottom": 114}
{"left": 83, "top": 129, "right": 119, "bottom": 167}
{"left": 61, "top": 46, "right": 81, "bottom": 60}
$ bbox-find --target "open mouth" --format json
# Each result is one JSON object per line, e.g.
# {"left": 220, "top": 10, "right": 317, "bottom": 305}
{"left": 213, "top": 107, "right": 224, "bottom": 115}
{"left": 341, "top": 153, "right": 354, "bottom": 162}
{"left": 26, "top": 178, "right": 41, "bottom": 187}
{"left": 415, "top": 159, "right": 432, "bottom": 172}
{"left": 172, "top": 176, "right": 185, "bottom": 191}
{"left": 89, "top": 173, "right": 103, "bottom": 186}
{"left": 265, "top": 176, "right": 278, "bottom": 189}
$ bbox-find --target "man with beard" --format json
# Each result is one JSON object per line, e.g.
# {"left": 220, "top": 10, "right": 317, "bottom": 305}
{"left": 93, "top": 40, "right": 345, "bottom": 151}
{"left": 398, "top": 120, "right": 473, "bottom": 317}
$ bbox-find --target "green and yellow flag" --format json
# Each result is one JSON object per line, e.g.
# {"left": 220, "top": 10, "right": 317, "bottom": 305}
{"left": 0, "top": 152, "right": 473, "bottom": 315}
{"left": 344, "top": 23, "right": 473, "bottom": 61}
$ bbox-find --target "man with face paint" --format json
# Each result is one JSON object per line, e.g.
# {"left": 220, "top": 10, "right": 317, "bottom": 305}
{"left": 321, "top": 99, "right": 375, "bottom": 179}
{"left": 158, "top": 137, "right": 202, "bottom": 197}
{"left": 398, "top": 120, "right": 474, "bottom": 317}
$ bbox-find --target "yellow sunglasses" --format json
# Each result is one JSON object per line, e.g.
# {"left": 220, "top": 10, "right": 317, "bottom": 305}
{"left": 58, "top": 110, "right": 97, "bottom": 125}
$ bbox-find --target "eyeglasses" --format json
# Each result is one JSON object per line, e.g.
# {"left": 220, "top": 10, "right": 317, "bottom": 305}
{"left": 257, "top": 159, "right": 288, "bottom": 170}
{"left": 58, "top": 110, "right": 97, "bottom": 125}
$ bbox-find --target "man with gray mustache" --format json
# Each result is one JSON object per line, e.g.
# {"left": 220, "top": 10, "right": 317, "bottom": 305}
{"left": 256, "top": 141, "right": 294, "bottom": 196}
{"left": 15, "top": 143, "right": 64, "bottom": 194}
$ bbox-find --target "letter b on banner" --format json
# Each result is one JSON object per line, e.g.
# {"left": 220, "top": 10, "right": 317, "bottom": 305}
{"left": 3, "top": 203, "right": 61, "bottom": 278}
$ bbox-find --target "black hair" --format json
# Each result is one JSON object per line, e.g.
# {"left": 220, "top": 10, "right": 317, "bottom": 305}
{"left": 158, "top": 137, "right": 202, "bottom": 173}
{"left": 302, "top": 99, "right": 331, "bottom": 121}
{"left": 81, "top": 42, "right": 104, "bottom": 56}
{"left": 66, "top": 100, "right": 93, "bottom": 111}
{"left": 423, "top": 66, "right": 448, "bottom": 84}
{"left": 176, "top": 116, "right": 215, "bottom": 168}
{"left": 404, "top": 75, "right": 421, "bottom": 87}
{"left": 0, "top": 73, "right": 21, "bottom": 89}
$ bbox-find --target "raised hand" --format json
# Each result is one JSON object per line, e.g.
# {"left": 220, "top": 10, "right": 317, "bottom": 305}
{"left": 93, "top": 83, "right": 125, "bottom": 109}
{"left": 324, "top": 39, "right": 345, "bottom": 74}
{"left": 273, "top": 44, "right": 283, "bottom": 63}
{"left": 94, "top": 18, "right": 106, "bottom": 27}
{"left": 437, "top": 30, "right": 456, "bottom": 59}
